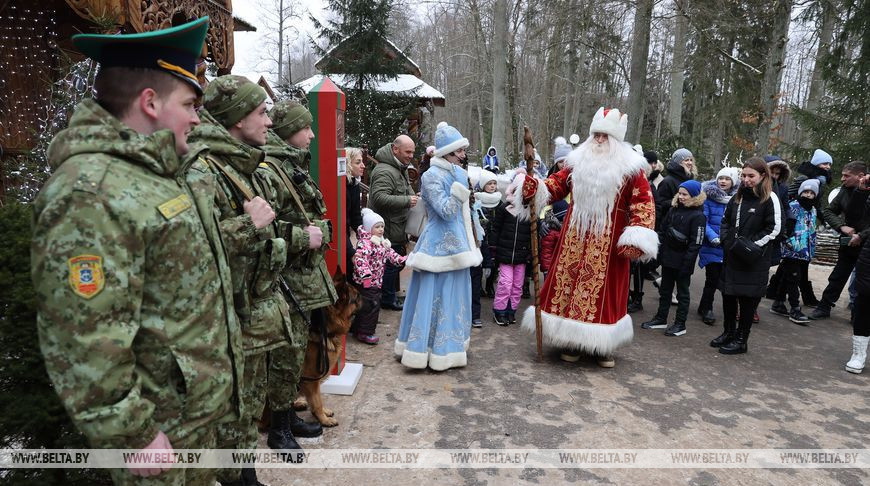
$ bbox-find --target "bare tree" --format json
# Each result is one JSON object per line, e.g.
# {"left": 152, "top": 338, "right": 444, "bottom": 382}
{"left": 668, "top": 0, "right": 689, "bottom": 137}
{"left": 756, "top": 0, "right": 792, "bottom": 154}
{"left": 490, "top": 0, "right": 510, "bottom": 160}
{"left": 258, "top": 0, "right": 302, "bottom": 85}
{"left": 625, "top": 0, "right": 653, "bottom": 143}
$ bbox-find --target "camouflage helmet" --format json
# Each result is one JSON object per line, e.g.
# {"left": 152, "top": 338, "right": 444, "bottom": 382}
{"left": 271, "top": 100, "right": 313, "bottom": 140}
{"left": 203, "top": 75, "right": 267, "bottom": 127}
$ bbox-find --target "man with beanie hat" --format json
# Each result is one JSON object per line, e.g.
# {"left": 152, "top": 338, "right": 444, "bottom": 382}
{"left": 255, "top": 99, "right": 338, "bottom": 453}
{"left": 519, "top": 107, "right": 658, "bottom": 367}
{"left": 32, "top": 18, "right": 245, "bottom": 486}
{"left": 811, "top": 161, "right": 870, "bottom": 320}
{"left": 770, "top": 178, "right": 819, "bottom": 324}
{"left": 369, "top": 134, "right": 418, "bottom": 310}
{"left": 190, "top": 75, "right": 293, "bottom": 486}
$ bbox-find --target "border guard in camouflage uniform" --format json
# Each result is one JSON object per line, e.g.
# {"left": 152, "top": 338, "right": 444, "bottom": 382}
{"left": 189, "top": 75, "right": 298, "bottom": 486}
{"left": 256, "top": 100, "right": 337, "bottom": 446}
{"left": 31, "top": 17, "right": 244, "bottom": 486}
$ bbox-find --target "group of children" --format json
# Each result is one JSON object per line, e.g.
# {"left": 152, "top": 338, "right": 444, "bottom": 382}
{"left": 645, "top": 162, "right": 821, "bottom": 336}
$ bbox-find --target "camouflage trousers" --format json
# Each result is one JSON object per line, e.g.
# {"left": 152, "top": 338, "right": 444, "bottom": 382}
{"left": 108, "top": 425, "right": 216, "bottom": 486}
{"left": 215, "top": 350, "right": 272, "bottom": 483}
{"left": 267, "top": 310, "right": 309, "bottom": 411}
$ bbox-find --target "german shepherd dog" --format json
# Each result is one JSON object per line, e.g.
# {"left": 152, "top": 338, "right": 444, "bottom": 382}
{"left": 292, "top": 270, "right": 362, "bottom": 426}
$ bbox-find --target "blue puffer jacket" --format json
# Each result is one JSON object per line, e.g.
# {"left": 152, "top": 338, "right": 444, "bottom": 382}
{"left": 698, "top": 180, "right": 738, "bottom": 268}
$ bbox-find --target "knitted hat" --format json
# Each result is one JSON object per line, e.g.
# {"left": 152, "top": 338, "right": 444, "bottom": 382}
{"left": 553, "top": 136, "right": 572, "bottom": 163}
{"left": 203, "top": 75, "right": 267, "bottom": 128}
{"left": 477, "top": 169, "right": 498, "bottom": 190}
{"left": 799, "top": 178, "right": 820, "bottom": 197}
{"left": 716, "top": 167, "right": 738, "bottom": 185}
{"left": 763, "top": 155, "right": 782, "bottom": 163}
{"left": 588, "top": 107, "right": 628, "bottom": 142}
{"left": 671, "top": 148, "right": 693, "bottom": 166}
{"left": 361, "top": 208, "right": 384, "bottom": 232}
{"left": 271, "top": 100, "right": 313, "bottom": 140}
{"left": 643, "top": 150, "right": 659, "bottom": 165}
{"left": 811, "top": 149, "right": 833, "bottom": 166}
{"left": 434, "top": 121, "right": 469, "bottom": 157}
{"left": 679, "top": 180, "right": 702, "bottom": 197}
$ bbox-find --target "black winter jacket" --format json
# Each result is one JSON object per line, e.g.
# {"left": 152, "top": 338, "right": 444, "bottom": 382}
{"left": 854, "top": 195, "right": 870, "bottom": 295}
{"left": 658, "top": 193, "right": 707, "bottom": 275}
{"left": 822, "top": 185, "right": 870, "bottom": 243}
{"left": 719, "top": 188, "right": 782, "bottom": 297}
{"left": 655, "top": 161, "right": 693, "bottom": 230}
{"left": 788, "top": 161, "right": 831, "bottom": 223}
{"left": 491, "top": 204, "right": 532, "bottom": 265}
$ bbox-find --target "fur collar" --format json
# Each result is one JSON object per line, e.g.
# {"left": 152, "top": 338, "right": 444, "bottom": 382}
{"left": 474, "top": 191, "right": 502, "bottom": 208}
{"left": 702, "top": 179, "right": 738, "bottom": 204}
{"left": 671, "top": 191, "right": 707, "bottom": 208}
{"left": 430, "top": 156, "right": 454, "bottom": 171}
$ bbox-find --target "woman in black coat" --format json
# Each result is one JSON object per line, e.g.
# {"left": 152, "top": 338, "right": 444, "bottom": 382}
{"left": 346, "top": 148, "right": 365, "bottom": 279}
{"left": 712, "top": 157, "right": 782, "bottom": 354}
{"left": 846, "top": 174, "right": 870, "bottom": 373}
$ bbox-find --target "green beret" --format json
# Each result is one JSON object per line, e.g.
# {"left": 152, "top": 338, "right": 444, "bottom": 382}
{"left": 203, "top": 75, "right": 267, "bottom": 127}
{"left": 271, "top": 100, "right": 313, "bottom": 140}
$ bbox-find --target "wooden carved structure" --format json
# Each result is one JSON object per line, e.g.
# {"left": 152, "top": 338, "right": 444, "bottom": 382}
{"left": 0, "top": 0, "right": 254, "bottom": 201}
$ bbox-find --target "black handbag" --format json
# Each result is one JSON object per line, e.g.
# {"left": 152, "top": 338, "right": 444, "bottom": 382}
{"left": 665, "top": 226, "right": 689, "bottom": 249}
{"left": 728, "top": 200, "right": 764, "bottom": 263}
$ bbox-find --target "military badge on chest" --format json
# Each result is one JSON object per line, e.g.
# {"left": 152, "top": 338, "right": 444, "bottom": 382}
{"left": 68, "top": 255, "right": 105, "bottom": 299}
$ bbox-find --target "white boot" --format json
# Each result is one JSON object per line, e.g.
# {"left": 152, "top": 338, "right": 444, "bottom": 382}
{"left": 845, "top": 335, "right": 869, "bottom": 374}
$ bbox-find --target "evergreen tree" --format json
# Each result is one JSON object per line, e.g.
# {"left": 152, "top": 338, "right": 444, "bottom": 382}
{"left": 311, "top": 0, "right": 417, "bottom": 151}
{"left": 0, "top": 203, "right": 111, "bottom": 486}
{"left": 793, "top": 0, "right": 870, "bottom": 169}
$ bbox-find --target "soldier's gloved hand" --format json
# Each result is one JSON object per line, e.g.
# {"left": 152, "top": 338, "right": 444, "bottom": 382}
{"left": 244, "top": 196, "right": 275, "bottom": 230}
{"left": 305, "top": 224, "right": 323, "bottom": 249}
{"left": 128, "top": 430, "right": 174, "bottom": 477}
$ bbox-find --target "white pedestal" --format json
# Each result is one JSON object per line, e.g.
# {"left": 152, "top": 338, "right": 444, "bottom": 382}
{"left": 321, "top": 362, "right": 363, "bottom": 395}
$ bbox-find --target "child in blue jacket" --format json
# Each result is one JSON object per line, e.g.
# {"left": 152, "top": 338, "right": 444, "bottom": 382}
{"left": 697, "top": 168, "right": 740, "bottom": 324}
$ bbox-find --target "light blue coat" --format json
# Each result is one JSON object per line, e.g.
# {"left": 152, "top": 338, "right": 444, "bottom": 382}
{"left": 406, "top": 157, "right": 483, "bottom": 272}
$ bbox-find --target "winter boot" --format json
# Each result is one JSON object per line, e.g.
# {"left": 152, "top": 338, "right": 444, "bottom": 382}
{"left": 494, "top": 311, "right": 508, "bottom": 326}
{"left": 522, "top": 279, "right": 531, "bottom": 298}
{"left": 289, "top": 409, "right": 322, "bottom": 438}
{"left": 701, "top": 309, "right": 716, "bottom": 325}
{"left": 788, "top": 307, "right": 810, "bottom": 325}
{"left": 485, "top": 273, "right": 496, "bottom": 298}
{"left": 710, "top": 320, "right": 736, "bottom": 348}
{"left": 719, "top": 327, "right": 750, "bottom": 354}
{"left": 627, "top": 292, "right": 643, "bottom": 313}
{"left": 241, "top": 468, "right": 267, "bottom": 486}
{"left": 845, "top": 335, "right": 869, "bottom": 374}
{"left": 508, "top": 311, "right": 517, "bottom": 325}
{"left": 267, "top": 410, "right": 302, "bottom": 452}
{"left": 809, "top": 304, "right": 832, "bottom": 320}
{"left": 769, "top": 300, "right": 789, "bottom": 317}
{"left": 597, "top": 355, "right": 616, "bottom": 368}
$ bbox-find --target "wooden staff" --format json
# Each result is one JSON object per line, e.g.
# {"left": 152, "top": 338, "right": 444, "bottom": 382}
{"left": 523, "top": 126, "right": 544, "bottom": 361}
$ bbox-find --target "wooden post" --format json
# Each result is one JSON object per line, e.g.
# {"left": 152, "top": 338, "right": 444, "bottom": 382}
{"left": 523, "top": 126, "right": 543, "bottom": 360}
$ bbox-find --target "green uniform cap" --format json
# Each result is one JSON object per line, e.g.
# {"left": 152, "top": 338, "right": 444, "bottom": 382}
{"left": 271, "top": 100, "right": 313, "bottom": 140}
{"left": 72, "top": 17, "right": 208, "bottom": 95}
{"left": 203, "top": 75, "right": 268, "bottom": 128}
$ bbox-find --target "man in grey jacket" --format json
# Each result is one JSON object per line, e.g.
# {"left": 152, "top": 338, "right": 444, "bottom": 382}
{"left": 369, "top": 135, "right": 418, "bottom": 310}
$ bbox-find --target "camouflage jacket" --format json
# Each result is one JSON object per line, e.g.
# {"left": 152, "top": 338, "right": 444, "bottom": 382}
{"left": 188, "top": 112, "right": 293, "bottom": 355}
{"left": 31, "top": 99, "right": 243, "bottom": 449}
{"left": 257, "top": 131, "right": 336, "bottom": 312}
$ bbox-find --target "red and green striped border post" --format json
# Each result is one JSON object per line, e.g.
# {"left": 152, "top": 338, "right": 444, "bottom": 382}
{"left": 308, "top": 76, "right": 348, "bottom": 373}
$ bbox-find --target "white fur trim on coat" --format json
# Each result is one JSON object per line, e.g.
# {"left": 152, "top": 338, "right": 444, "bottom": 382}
{"left": 521, "top": 308, "right": 633, "bottom": 356}
{"left": 405, "top": 194, "right": 483, "bottom": 273}
{"left": 393, "top": 338, "right": 470, "bottom": 370}
{"left": 617, "top": 225, "right": 659, "bottom": 262}
{"left": 451, "top": 181, "right": 471, "bottom": 202}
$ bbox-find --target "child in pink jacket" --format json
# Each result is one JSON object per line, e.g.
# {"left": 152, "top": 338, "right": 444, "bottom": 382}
{"left": 352, "top": 209, "right": 407, "bottom": 344}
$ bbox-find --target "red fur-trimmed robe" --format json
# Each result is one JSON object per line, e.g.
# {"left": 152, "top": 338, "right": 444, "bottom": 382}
{"left": 521, "top": 162, "right": 658, "bottom": 356}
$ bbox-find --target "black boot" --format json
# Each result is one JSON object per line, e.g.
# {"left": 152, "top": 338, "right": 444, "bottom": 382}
{"left": 709, "top": 320, "right": 736, "bottom": 347}
{"left": 485, "top": 273, "right": 496, "bottom": 297}
{"left": 289, "top": 409, "right": 322, "bottom": 438}
{"left": 522, "top": 279, "right": 531, "bottom": 298}
{"left": 627, "top": 292, "right": 643, "bottom": 313}
{"left": 701, "top": 309, "right": 716, "bottom": 325}
{"left": 267, "top": 409, "right": 302, "bottom": 451}
{"left": 241, "top": 467, "right": 267, "bottom": 486}
{"left": 719, "top": 327, "right": 749, "bottom": 354}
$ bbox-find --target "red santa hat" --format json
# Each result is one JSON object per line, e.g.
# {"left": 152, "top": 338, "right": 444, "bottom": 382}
{"left": 588, "top": 107, "right": 628, "bottom": 143}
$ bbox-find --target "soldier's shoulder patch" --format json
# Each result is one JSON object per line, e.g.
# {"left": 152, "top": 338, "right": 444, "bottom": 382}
{"left": 68, "top": 255, "right": 105, "bottom": 299}
{"left": 158, "top": 194, "right": 192, "bottom": 220}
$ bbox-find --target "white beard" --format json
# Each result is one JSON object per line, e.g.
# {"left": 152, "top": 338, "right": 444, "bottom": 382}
{"left": 567, "top": 138, "right": 641, "bottom": 236}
